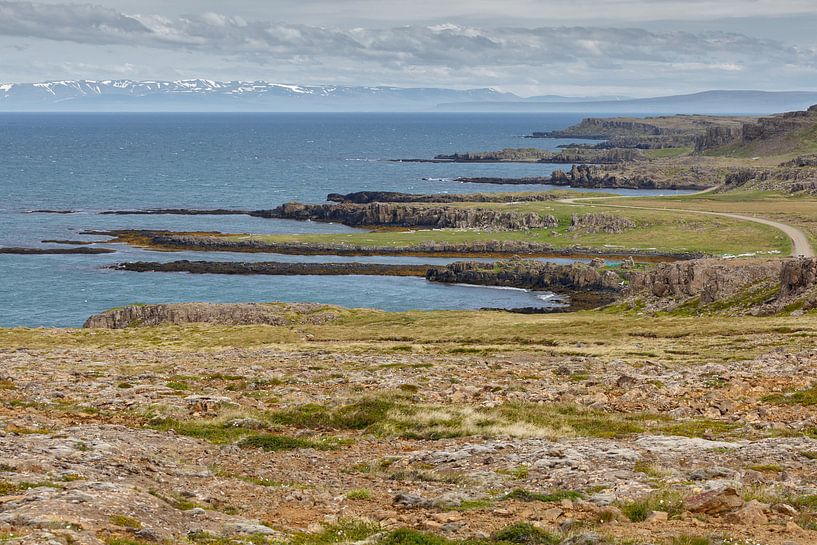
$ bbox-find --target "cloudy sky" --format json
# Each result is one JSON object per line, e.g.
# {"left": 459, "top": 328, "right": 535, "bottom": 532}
{"left": 1, "top": 0, "right": 816, "bottom": 97}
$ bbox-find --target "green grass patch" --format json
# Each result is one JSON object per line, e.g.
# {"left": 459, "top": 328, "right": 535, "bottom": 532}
{"left": 109, "top": 515, "right": 141, "bottom": 529}
{"left": 490, "top": 523, "right": 559, "bottom": 545}
{"left": 503, "top": 488, "right": 583, "bottom": 503}
{"left": 238, "top": 433, "right": 338, "bottom": 452}
{"left": 0, "top": 480, "right": 64, "bottom": 495}
{"left": 379, "top": 524, "right": 560, "bottom": 545}
{"left": 345, "top": 488, "right": 372, "bottom": 500}
{"left": 670, "top": 537, "right": 711, "bottom": 545}
{"left": 763, "top": 385, "right": 817, "bottom": 406}
{"left": 293, "top": 519, "right": 381, "bottom": 545}
{"left": 149, "top": 417, "right": 340, "bottom": 451}
{"left": 618, "top": 489, "right": 685, "bottom": 522}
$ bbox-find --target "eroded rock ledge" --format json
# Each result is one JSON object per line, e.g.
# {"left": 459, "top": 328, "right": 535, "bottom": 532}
{"left": 260, "top": 202, "right": 557, "bottom": 230}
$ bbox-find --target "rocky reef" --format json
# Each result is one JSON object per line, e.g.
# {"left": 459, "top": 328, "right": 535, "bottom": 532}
{"left": 0, "top": 246, "right": 114, "bottom": 255}
{"left": 112, "top": 260, "right": 430, "bottom": 277}
{"left": 83, "top": 302, "right": 342, "bottom": 329}
{"left": 259, "top": 202, "right": 557, "bottom": 230}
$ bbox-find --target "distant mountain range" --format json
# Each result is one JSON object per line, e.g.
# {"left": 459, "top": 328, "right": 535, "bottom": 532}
{"left": 0, "top": 80, "right": 815, "bottom": 114}
{"left": 0, "top": 80, "right": 517, "bottom": 112}
{"left": 439, "top": 90, "right": 817, "bottom": 115}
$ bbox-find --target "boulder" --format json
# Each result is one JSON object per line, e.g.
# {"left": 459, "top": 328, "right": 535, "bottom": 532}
{"left": 684, "top": 487, "right": 744, "bottom": 515}
{"left": 723, "top": 500, "right": 769, "bottom": 525}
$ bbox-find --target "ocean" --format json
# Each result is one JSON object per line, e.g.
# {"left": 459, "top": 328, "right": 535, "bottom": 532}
{"left": 0, "top": 113, "right": 686, "bottom": 327}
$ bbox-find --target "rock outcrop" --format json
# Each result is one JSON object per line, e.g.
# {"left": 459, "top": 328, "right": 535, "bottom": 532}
{"left": 570, "top": 213, "right": 636, "bottom": 234}
{"left": 722, "top": 166, "right": 817, "bottom": 194}
{"left": 625, "top": 257, "right": 817, "bottom": 315}
{"left": 259, "top": 202, "right": 557, "bottom": 231}
{"left": 83, "top": 302, "right": 342, "bottom": 329}
{"left": 626, "top": 259, "right": 782, "bottom": 304}
{"left": 780, "top": 257, "right": 817, "bottom": 298}
{"left": 783, "top": 155, "right": 817, "bottom": 167}
{"left": 694, "top": 126, "right": 742, "bottom": 151}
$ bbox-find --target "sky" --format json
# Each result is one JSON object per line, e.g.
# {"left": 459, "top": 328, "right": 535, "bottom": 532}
{"left": 1, "top": 0, "right": 816, "bottom": 97}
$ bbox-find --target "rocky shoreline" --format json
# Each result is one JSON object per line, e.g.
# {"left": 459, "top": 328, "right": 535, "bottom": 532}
{"left": 426, "top": 260, "right": 622, "bottom": 310}
{"left": 88, "top": 230, "right": 694, "bottom": 260}
{"left": 454, "top": 164, "right": 710, "bottom": 190}
{"left": 431, "top": 148, "right": 643, "bottom": 164}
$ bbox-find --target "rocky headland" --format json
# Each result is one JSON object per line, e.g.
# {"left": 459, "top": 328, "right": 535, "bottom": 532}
{"left": 528, "top": 115, "right": 754, "bottom": 150}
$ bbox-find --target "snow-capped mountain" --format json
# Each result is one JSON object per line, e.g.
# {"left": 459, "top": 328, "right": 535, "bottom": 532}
{"left": 0, "top": 79, "right": 519, "bottom": 111}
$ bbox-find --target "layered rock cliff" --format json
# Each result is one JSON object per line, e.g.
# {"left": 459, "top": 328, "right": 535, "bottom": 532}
{"left": 780, "top": 257, "right": 817, "bottom": 298}
{"left": 624, "top": 257, "right": 817, "bottom": 315}
{"left": 722, "top": 167, "right": 817, "bottom": 194}
{"left": 425, "top": 259, "right": 623, "bottom": 293}
{"left": 626, "top": 259, "right": 782, "bottom": 304}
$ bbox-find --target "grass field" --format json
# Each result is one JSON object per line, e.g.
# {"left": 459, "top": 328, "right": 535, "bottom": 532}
{"left": 594, "top": 191, "right": 817, "bottom": 250}
{"left": 3, "top": 309, "right": 815, "bottom": 366}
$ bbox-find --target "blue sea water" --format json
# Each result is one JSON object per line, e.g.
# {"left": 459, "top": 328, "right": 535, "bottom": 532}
{"left": 0, "top": 113, "right": 688, "bottom": 327}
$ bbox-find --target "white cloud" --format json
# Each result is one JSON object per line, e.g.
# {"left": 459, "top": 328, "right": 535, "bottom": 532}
{"left": 0, "top": 0, "right": 815, "bottom": 95}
